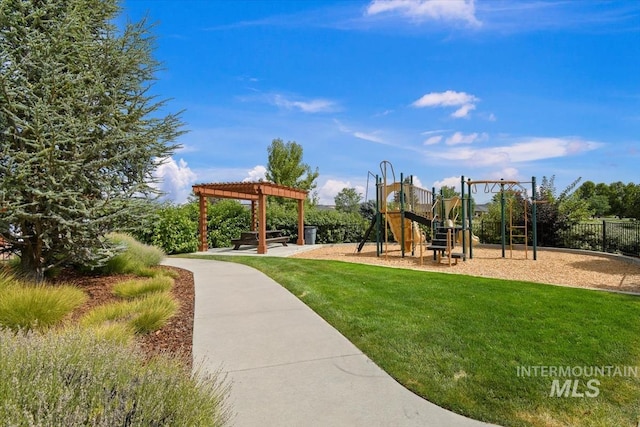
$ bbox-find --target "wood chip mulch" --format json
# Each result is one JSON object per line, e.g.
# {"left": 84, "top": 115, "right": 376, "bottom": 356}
{"left": 291, "top": 243, "right": 640, "bottom": 294}
{"left": 59, "top": 266, "right": 194, "bottom": 368}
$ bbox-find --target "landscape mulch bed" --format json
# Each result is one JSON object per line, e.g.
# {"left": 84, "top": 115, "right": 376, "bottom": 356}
{"left": 60, "top": 266, "right": 194, "bottom": 367}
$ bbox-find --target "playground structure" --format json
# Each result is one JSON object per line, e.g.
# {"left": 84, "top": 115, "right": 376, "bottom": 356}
{"left": 358, "top": 161, "right": 476, "bottom": 265}
{"left": 358, "top": 161, "right": 538, "bottom": 264}
{"left": 358, "top": 161, "right": 432, "bottom": 258}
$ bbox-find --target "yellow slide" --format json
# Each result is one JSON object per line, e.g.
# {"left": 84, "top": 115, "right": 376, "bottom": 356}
{"left": 385, "top": 212, "right": 423, "bottom": 252}
{"left": 457, "top": 229, "right": 480, "bottom": 247}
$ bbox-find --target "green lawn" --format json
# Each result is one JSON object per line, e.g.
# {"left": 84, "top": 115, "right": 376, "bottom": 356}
{"left": 183, "top": 254, "right": 640, "bottom": 427}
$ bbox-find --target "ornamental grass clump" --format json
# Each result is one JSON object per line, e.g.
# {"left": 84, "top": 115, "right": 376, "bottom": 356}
{"left": 0, "top": 272, "right": 86, "bottom": 331}
{"left": 129, "top": 293, "right": 179, "bottom": 333}
{"left": 0, "top": 328, "right": 230, "bottom": 426}
{"left": 83, "top": 323, "right": 136, "bottom": 346}
{"left": 102, "top": 233, "right": 165, "bottom": 276}
{"left": 0, "top": 269, "right": 15, "bottom": 290}
{"left": 112, "top": 275, "right": 173, "bottom": 299}
{"left": 81, "top": 292, "right": 178, "bottom": 334}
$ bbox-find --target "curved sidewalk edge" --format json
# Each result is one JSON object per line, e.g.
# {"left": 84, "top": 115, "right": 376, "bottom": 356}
{"left": 162, "top": 257, "right": 500, "bottom": 427}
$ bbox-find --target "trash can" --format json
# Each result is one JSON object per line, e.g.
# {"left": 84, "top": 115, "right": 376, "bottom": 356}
{"left": 304, "top": 226, "right": 317, "bottom": 245}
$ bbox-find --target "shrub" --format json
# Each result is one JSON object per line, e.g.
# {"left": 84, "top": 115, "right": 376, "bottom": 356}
{"left": 0, "top": 274, "right": 86, "bottom": 331}
{"left": 135, "top": 199, "right": 372, "bottom": 250}
{"left": 305, "top": 209, "right": 367, "bottom": 244}
{"left": 0, "top": 328, "right": 229, "bottom": 426}
{"left": 134, "top": 202, "right": 200, "bottom": 254}
{"left": 208, "top": 200, "right": 251, "bottom": 248}
{"left": 266, "top": 205, "right": 367, "bottom": 244}
{"left": 265, "top": 202, "right": 299, "bottom": 238}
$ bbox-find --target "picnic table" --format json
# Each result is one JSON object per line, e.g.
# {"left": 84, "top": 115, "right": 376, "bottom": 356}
{"left": 231, "top": 230, "right": 290, "bottom": 250}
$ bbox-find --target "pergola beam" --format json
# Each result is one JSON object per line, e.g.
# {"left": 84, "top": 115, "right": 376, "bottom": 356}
{"left": 193, "top": 188, "right": 259, "bottom": 200}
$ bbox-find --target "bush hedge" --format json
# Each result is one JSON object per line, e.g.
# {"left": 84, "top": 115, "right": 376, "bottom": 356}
{"left": 134, "top": 200, "right": 370, "bottom": 253}
{"left": 207, "top": 200, "right": 251, "bottom": 248}
{"left": 133, "top": 202, "right": 200, "bottom": 255}
{"left": 264, "top": 204, "right": 367, "bottom": 244}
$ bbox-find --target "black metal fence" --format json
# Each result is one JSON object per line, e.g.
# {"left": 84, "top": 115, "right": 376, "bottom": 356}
{"left": 475, "top": 220, "right": 640, "bottom": 257}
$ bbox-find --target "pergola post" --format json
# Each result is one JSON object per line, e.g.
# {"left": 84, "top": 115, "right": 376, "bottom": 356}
{"left": 250, "top": 200, "right": 257, "bottom": 231}
{"left": 198, "top": 195, "right": 208, "bottom": 252}
{"left": 297, "top": 199, "right": 305, "bottom": 245}
{"left": 257, "top": 193, "right": 267, "bottom": 254}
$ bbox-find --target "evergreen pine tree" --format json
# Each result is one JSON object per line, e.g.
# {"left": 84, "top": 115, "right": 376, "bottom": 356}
{"left": 0, "top": 0, "right": 184, "bottom": 280}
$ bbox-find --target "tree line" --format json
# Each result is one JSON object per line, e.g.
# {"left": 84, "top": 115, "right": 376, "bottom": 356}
{"left": 575, "top": 181, "right": 640, "bottom": 219}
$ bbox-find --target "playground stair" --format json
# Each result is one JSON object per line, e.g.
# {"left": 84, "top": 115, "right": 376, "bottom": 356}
{"left": 427, "top": 227, "right": 464, "bottom": 265}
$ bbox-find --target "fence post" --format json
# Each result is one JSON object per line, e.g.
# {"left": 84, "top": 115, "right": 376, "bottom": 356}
{"left": 602, "top": 220, "right": 606, "bottom": 253}
{"left": 500, "top": 180, "right": 506, "bottom": 258}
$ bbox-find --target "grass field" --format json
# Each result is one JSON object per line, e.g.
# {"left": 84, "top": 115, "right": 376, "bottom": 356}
{"left": 185, "top": 254, "right": 640, "bottom": 427}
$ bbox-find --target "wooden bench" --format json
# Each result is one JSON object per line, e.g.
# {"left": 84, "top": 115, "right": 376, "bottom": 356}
{"left": 231, "top": 231, "right": 290, "bottom": 250}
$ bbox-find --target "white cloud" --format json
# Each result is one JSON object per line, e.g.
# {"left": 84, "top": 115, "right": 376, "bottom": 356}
{"left": 174, "top": 143, "right": 199, "bottom": 154}
{"left": 335, "top": 119, "right": 390, "bottom": 145}
{"left": 412, "top": 90, "right": 479, "bottom": 118}
{"left": 153, "top": 157, "right": 198, "bottom": 204}
{"left": 433, "top": 176, "right": 463, "bottom": 191}
{"left": 243, "top": 165, "right": 267, "bottom": 182}
{"left": 445, "top": 131, "right": 488, "bottom": 145}
{"left": 272, "top": 94, "right": 338, "bottom": 113}
{"left": 475, "top": 1, "right": 639, "bottom": 34}
{"left": 488, "top": 167, "right": 520, "bottom": 182}
{"left": 430, "top": 137, "right": 603, "bottom": 167}
{"left": 424, "top": 135, "right": 442, "bottom": 145}
{"left": 191, "top": 167, "right": 259, "bottom": 184}
{"left": 451, "top": 103, "right": 476, "bottom": 118}
{"left": 334, "top": 119, "right": 350, "bottom": 133}
{"left": 354, "top": 131, "right": 385, "bottom": 144}
{"left": 421, "top": 129, "right": 450, "bottom": 135}
{"left": 411, "top": 176, "right": 424, "bottom": 188}
{"left": 413, "top": 90, "right": 478, "bottom": 107}
{"left": 237, "top": 75, "right": 259, "bottom": 83}
{"left": 366, "top": 0, "right": 481, "bottom": 26}
{"left": 374, "top": 109, "right": 394, "bottom": 117}
{"left": 317, "top": 179, "right": 365, "bottom": 205}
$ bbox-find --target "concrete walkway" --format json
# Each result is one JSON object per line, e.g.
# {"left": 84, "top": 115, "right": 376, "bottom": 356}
{"left": 163, "top": 250, "right": 498, "bottom": 427}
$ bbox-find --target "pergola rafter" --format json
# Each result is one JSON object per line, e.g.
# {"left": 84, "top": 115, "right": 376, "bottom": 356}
{"left": 192, "top": 181, "right": 308, "bottom": 254}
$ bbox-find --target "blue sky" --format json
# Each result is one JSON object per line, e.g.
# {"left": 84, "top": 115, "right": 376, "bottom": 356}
{"left": 120, "top": 0, "right": 640, "bottom": 204}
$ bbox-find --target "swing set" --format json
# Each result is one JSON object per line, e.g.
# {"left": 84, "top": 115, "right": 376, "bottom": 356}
{"left": 461, "top": 176, "right": 538, "bottom": 260}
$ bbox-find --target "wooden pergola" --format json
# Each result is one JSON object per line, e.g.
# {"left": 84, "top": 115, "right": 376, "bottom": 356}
{"left": 192, "top": 181, "right": 308, "bottom": 254}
